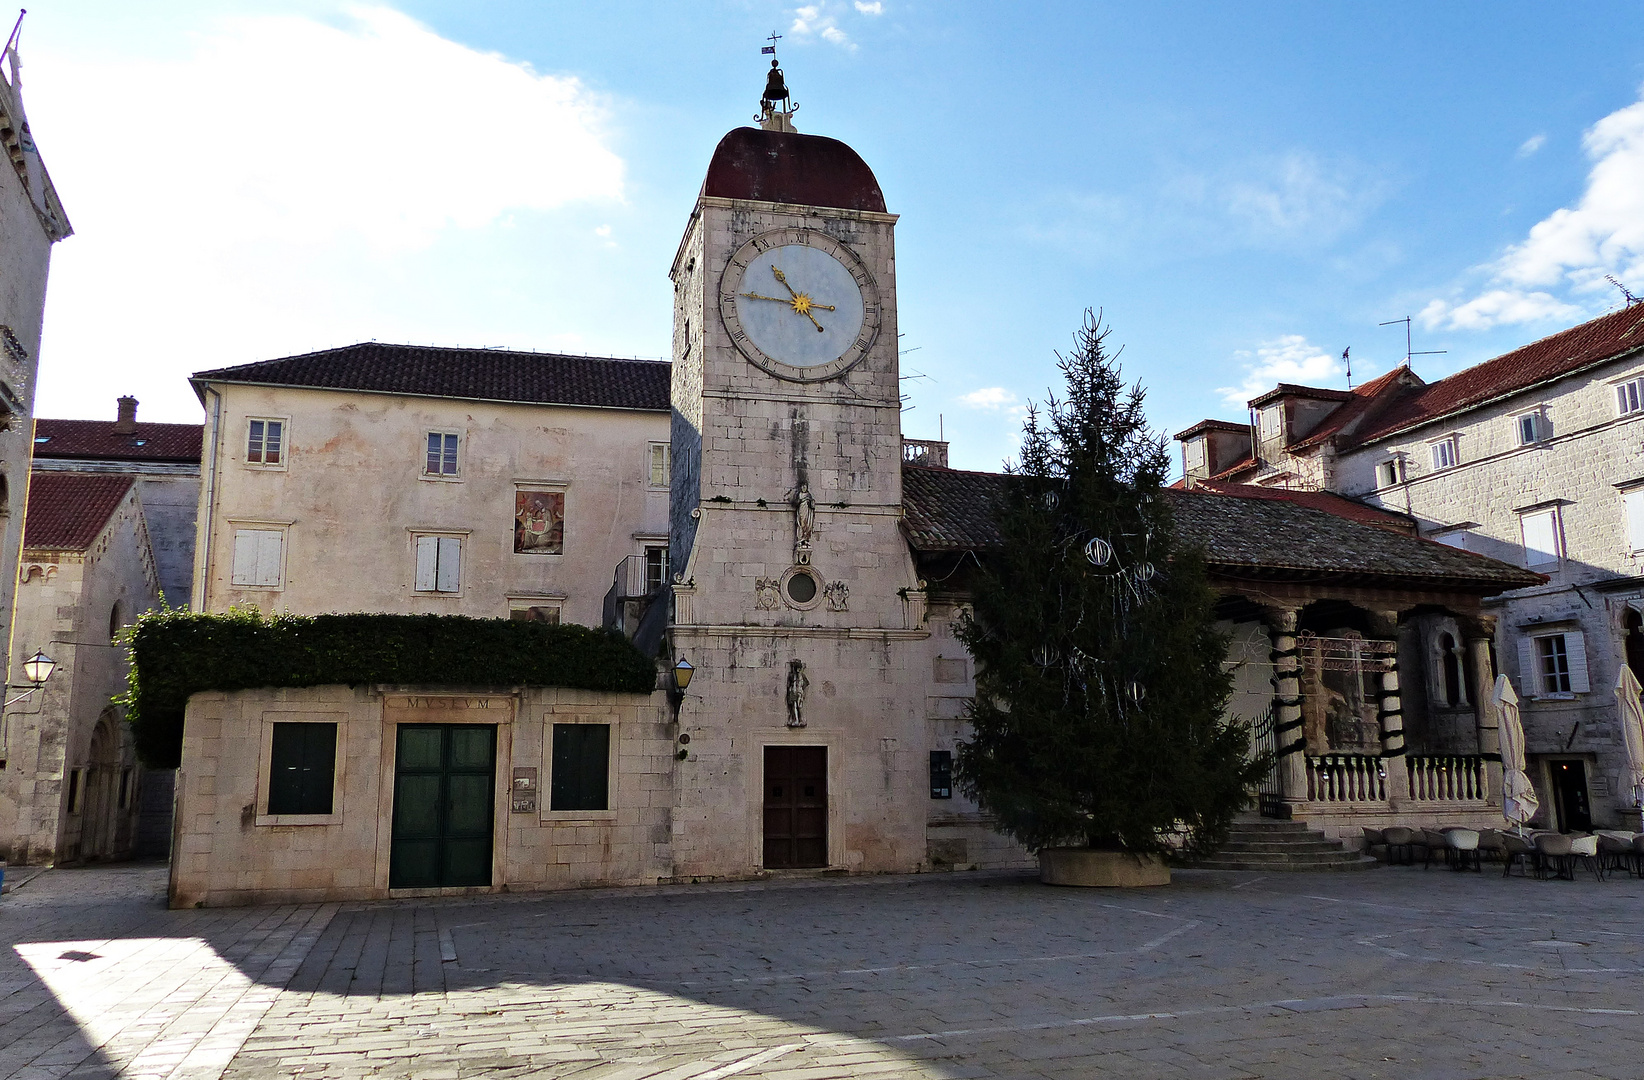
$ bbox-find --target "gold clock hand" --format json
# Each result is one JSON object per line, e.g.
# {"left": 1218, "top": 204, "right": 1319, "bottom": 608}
{"left": 740, "top": 292, "right": 792, "bottom": 303}
{"left": 770, "top": 267, "right": 829, "bottom": 331}
{"left": 772, "top": 266, "right": 800, "bottom": 298}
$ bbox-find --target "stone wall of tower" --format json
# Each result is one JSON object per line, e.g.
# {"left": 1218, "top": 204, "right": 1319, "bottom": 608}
{"left": 667, "top": 193, "right": 934, "bottom": 879}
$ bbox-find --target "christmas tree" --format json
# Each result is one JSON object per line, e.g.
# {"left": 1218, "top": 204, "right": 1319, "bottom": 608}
{"left": 956, "top": 312, "right": 1266, "bottom": 856}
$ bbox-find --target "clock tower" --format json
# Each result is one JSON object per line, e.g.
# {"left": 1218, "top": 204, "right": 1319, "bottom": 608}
{"left": 667, "top": 70, "right": 929, "bottom": 877}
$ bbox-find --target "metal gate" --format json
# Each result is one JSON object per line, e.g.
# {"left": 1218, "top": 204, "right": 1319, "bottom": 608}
{"left": 1247, "top": 705, "right": 1286, "bottom": 818}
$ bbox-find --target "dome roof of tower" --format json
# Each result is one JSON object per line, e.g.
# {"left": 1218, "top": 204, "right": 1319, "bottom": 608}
{"left": 702, "top": 127, "right": 886, "bottom": 213}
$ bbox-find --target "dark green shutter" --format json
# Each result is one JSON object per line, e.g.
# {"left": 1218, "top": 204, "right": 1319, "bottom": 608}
{"left": 550, "top": 724, "right": 610, "bottom": 811}
{"left": 267, "top": 722, "right": 337, "bottom": 815}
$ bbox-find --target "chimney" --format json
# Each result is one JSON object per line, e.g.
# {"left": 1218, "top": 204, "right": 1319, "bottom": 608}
{"left": 114, "top": 396, "right": 138, "bottom": 434}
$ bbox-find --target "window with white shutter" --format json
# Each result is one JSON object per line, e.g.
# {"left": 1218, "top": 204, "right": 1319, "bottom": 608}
{"left": 1519, "top": 508, "right": 1562, "bottom": 567}
{"left": 414, "top": 535, "right": 462, "bottom": 593}
{"left": 1624, "top": 489, "right": 1644, "bottom": 552}
{"left": 1518, "top": 631, "right": 1589, "bottom": 698}
{"left": 230, "top": 529, "right": 284, "bottom": 588}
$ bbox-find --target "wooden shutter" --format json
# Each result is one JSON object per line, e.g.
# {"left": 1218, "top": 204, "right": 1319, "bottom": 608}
{"left": 256, "top": 531, "right": 283, "bottom": 587}
{"left": 1565, "top": 632, "right": 1590, "bottom": 693}
{"left": 437, "top": 537, "right": 461, "bottom": 592}
{"left": 232, "top": 530, "right": 259, "bottom": 585}
{"left": 415, "top": 536, "right": 440, "bottom": 591}
{"left": 550, "top": 723, "right": 610, "bottom": 811}
{"left": 1625, "top": 491, "right": 1644, "bottom": 552}
{"left": 1517, "top": 637, "right": 1538, "bottom": 697}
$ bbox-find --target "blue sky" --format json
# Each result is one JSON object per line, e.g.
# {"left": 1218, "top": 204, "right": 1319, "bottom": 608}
{"left": 19, "top": 2, "right": 1644, "bottom": 471}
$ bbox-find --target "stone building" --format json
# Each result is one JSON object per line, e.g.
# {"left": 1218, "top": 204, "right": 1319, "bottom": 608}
{"left": 1180, "top": 304, "right": 1644, "bottom": 830}
{"left": 0, "top": 31, "right": 71, "bottom": 692}
{"left": 1, "top": 473, "right": 161, "bottom": 864}
{"left": 187, "top": 345, "right": 672, "bottom": 629}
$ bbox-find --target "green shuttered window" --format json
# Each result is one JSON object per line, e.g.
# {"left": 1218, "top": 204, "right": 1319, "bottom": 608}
{"left": 550, "top": 723, "right": 610, "bottom": 811}
{"left": 267, "top": 722, "right": 337, "bottom": 815}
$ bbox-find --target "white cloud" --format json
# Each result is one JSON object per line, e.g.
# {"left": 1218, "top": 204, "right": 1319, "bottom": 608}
{"left": 29, "top": 6, "right": 625, "bottom": 419}
{"left": 1220, "top": 152, "right": 1378, "bottom": 245}
{"left": 959, "top": 387, "right": 1019, "bottom": 410}
{"left": 1215, "top": 335, "right": 1343, "bottom": 408}
{"left": 791, "top": 3, "right": 857, "bottom": 50}
{"left": 1422, "top": 86, "right": 1644, "bottom": 331}
{"left": 1517, "top": 133, "right": 1546, "bottom": 158}
{"left": 854, "top": 2, "right": 884, "bottom": 14}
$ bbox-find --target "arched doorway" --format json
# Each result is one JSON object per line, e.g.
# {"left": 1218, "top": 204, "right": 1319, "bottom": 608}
{"left": 82, "top": 714, "right": 121, "bottom": 860}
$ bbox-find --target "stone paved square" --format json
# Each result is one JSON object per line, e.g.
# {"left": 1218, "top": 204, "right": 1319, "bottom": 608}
{"left": 3, "top": 863, "right": 1643, "bottom": 1079}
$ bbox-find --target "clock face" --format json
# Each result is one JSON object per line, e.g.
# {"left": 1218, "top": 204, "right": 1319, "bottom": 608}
{"left": 718, "top": 228, "right": 882, "bottom": 382}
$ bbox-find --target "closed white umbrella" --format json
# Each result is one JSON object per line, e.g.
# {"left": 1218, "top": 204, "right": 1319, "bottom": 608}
{"left": 1614, "top": 666, "right": 1644, "bottom": 810}
{"left": 1494, "top": 674, "right": 1540, "bottom": 831}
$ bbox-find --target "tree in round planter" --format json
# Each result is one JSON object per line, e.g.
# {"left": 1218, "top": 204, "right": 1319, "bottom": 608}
{"left": 954, "top": 312, "right": 1268, "bottom": 884}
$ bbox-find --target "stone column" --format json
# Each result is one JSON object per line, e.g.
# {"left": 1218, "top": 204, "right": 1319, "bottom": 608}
{"left": 1267, "top": 609, "right": 1308, "bottom": 807}
{"left": 1376, "top": 610, "right": 1411, "bottom": 804}
{"left": 1467, "top": 620, "right": 1503, "bottom": 805}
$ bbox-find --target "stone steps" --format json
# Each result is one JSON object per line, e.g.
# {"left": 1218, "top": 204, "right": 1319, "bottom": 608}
{"left": 1182, "top": 820, "right": 1378, "bottom": 872}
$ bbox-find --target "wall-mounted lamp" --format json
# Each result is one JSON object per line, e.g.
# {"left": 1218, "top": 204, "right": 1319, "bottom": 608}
{"left": 668, "top": 657, "right": 694, "bottom": 724}
{"left": 5, "top": 651, "right": 58, "bottom": 709}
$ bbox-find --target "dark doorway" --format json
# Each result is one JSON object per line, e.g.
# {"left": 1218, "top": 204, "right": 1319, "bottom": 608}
{"left": 763, "top": 745, "right": 827, "bottom": 868}
{"left": 390, "top": 724, "right": 496, "bottom": 889}
{"left": 1549, "top": 759, "right": 1593, "bottom": 833}
{"left": 1626, "top": 609, "right": 1644, "bottom": 683}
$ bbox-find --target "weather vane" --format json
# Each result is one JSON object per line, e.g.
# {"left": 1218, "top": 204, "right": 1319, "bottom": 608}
{"left": 762, "top": 30, "right": 781, "bottom": 55}
{"left": 756, "top": 31, "right": 798, "bottom": 130}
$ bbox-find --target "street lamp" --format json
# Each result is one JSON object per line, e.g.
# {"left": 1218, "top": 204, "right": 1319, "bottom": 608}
{"left": 5, "top": 650, "right": 57, "bottom": 709}
{"left": 669, "top": 657, "right": 694, "bottom": 725}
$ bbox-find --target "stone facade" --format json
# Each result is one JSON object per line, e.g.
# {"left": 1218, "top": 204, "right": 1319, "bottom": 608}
{"left": 0, "top": 40, "right": 71, "bottom": 691}
{"left": 189, "top": 384, "right": 669, "bottom": 627}
{"left": 170, "top": 685, "right": 673, "bottom": 906}
{"left": 1, "top": 481, "right": 160, "bottom": 864}
{"left": 1336, "top": 347, "right": 1644, "bottom": 830}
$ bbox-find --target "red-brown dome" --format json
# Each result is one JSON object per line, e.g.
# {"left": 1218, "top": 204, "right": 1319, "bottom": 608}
{"left": 701, "top": 127, "right": 886, "bottom": 213}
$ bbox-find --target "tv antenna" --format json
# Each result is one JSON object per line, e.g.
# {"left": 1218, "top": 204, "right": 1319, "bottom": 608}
{"left": 1607, "top": 275, "right": 1641, "bottom": 307}
{"left": 1379, "top": 316, "right": 1446, "bottom": 369}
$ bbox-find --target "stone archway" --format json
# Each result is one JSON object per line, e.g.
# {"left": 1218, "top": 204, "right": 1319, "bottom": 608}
{"left": 82, "top": 713, "right": 121, "bottom": 860}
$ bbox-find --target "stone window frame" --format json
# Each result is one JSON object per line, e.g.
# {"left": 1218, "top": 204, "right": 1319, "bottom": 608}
{"left": 243, "top": 416, "right": 289, "bottom": 470}
{"left": 1517, "top": 503, "right": 1566, "bottom": 568}
{"left": 1376, "top": 455, "right": 1407, "bottom": 489}
{"left": 1517, "top": 628, "right": 1589, "bottom": 701}
{"left": 410, "top": 529, "right": 469, "bottom": 597}
{"left": 227, "top": 519, "right": 291, "bottom": 591}
{"left": 421, "top": 428, "right": 464, "bottom": 482}
{"left": 541, "top": 715, "right": 618, "bottom": 823}
{"left": 254, "top": 712, "right": 347, "bottom": 826}
{"left": 1428, "top": 434, "right": 1460, "bottom": 472}
{"left": 1512, "top": 406, "right": 1546, "bottom": 447}
{"left": 507, "top": 596, "right": 564, "bottom": 624}
{"left": 647, "top": 442, "right": 670, "bottom": 489}
{"left": 1614, "top": 375, "right": 1644, "bottom": 418}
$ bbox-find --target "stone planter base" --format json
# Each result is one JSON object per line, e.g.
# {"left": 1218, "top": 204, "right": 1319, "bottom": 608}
{"left": 1039, "top": 848, "right": 1170, "bottom": 887}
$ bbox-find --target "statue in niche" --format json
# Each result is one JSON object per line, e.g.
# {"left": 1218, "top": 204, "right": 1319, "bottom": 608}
{"left": 793, "top": 483, "right": 816, "bottom": 559}
{"left": 786, "top": 658, "right": 809, "bottom": 728}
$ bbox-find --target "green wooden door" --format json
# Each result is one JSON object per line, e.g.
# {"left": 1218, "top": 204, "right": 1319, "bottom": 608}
{"left": 390, "top": 724, "right": 496, "bottom": 889}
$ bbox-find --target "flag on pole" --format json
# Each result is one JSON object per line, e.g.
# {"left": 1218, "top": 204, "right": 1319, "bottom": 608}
{"left": 762, "top": 45, "right": 776, "bottom": 53}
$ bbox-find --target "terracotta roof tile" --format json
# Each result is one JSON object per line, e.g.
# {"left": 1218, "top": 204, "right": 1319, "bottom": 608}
{"left": 23, "top": 473, "right": 134, "bottom": 550}
{"left": 1192, "top": 481, "right": 1416, "bottom": 532}
{"left": 192, "top": 343, "right": 671, "bottom": 412}
{"left": 32, "top": 419, "right": 202, "bottom": 463}
{"left": 1346, "top": 305, "right": 1644, "bottom": 447}
{"left": 900, "top": 464, "right": 1541, "bottom": 592}
{"left": 702, "top": 127, "right": 886, "bottom": 212}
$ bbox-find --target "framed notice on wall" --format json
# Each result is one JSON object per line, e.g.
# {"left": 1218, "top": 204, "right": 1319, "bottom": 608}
{"left": 511, "top": 767, "right": 539, "bottom": 813}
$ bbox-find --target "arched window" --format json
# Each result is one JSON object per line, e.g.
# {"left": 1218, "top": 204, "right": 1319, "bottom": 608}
{"left": 108, "top": 601, "right": 122, "bottom": 642}
{"left": 1439, "top": 632, "right": 1462, "bottom": 707}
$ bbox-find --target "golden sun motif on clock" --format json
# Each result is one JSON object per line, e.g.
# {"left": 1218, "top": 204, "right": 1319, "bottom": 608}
{"left": 718, "top": 227, "right": 882, "bottom": 382}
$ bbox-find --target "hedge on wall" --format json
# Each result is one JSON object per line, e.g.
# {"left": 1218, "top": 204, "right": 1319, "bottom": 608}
{"left": 124, "top": 608, "right": 659, "bottom": 768}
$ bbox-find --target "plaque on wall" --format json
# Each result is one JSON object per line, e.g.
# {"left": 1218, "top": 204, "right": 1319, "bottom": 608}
{"left": 511, "top": 767, "right": 539, "bottom": 813}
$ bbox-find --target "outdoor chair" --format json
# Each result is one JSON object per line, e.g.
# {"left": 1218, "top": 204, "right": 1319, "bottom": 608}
{"left": 1420, "top": 828, "right": 1452, "bottom": 869}
{"left": 1445, "top": 828, "right": 1482, "bottom": 872}
{"left": 1595, "top": 832, "right": 1640, "bottom": 878}
{"left": 1361, "top": 827, "right": 1388, "bottom": 861}
{"left": 1383, "top": 826, "right": 1419, "bottom": 865}
{"left": 1476, "top": 828, "right": 1507, "bottom": 864}
{"left": 1534, "top": 832, "right": 1603, "bottom": 881}
{"left": 1502, "top": 833, "right": 1536, "bottom": 877}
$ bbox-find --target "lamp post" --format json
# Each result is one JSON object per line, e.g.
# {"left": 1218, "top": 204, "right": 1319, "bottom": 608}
{"left": 4, "top": 651, "right": 57, "bottom": 709}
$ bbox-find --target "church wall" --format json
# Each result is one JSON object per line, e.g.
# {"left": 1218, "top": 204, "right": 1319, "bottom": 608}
{"left": 193, "top": 385, "right": 670, "bottom": 626}
{"left": 1, "top": 486, "right": 159, "bottom": 864}
{"left": 169, "top": 684, "right": 674, "bottom": 907}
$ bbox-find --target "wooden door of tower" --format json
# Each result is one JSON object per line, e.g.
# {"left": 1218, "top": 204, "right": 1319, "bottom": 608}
{"left": 390, "top": 724, "right": 496, "bottom": 889}
{"left": 763, "top": 746, "right": 827, "bottom": 868}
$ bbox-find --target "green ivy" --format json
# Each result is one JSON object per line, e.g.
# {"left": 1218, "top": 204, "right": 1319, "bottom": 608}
{"left": 124, "top": 608, "right": 658, "bottom": 768}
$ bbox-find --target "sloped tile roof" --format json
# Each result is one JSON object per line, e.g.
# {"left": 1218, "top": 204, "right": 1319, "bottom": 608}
{"left": 703, "top": 127, "right": 887, "bottom": 213}
{"left": 192, "top": 343, "right": 672, "bottom": 412}
{"left": 900, "top": 464, "right": 1541, "bottom": 592}
{"left": 1192, "top": 480, "right": 1415, "bottom": 532}
{"left": 33, "top": 419, "right": 203, "bottom": 463}
{"left": 23, "top": 473, "right": 134, "bottom": 550}
{"left": 1345, "top": 304, "right": 1644, "bottom": 447}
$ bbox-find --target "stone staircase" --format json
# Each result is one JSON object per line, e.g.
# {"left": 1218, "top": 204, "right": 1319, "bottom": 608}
{"left": 1183, "top": 819, "right": 1378, "bottom": 872}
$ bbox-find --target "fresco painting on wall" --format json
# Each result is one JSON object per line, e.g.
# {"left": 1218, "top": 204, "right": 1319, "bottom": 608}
{"left": 514, "top": 491, "right": 564, "bottom": 555}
